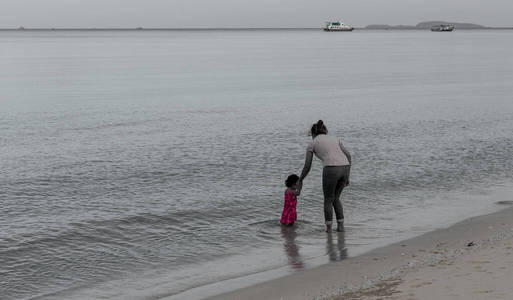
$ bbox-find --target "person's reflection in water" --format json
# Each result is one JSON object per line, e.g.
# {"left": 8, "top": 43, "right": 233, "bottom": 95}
{"left": 326, "top": 231, "right": 348, "bottom": 262}
{"left": 280, "top": 225, "right": 304, "bottom": 269}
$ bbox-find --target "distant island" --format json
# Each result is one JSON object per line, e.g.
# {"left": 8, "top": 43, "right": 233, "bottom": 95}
{"left": 364, "top": 21, "right": 489, "bottom": 30}
{"left": 1, "top": 21, "right": 512, "bottom": 31}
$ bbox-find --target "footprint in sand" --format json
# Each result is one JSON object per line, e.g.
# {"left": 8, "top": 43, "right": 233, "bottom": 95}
{"left": 473, "top": 266, "right": 485, "bottom": 272}
{"left": 470, "top": 260, "right": 491, "bottom": 264}
{"left": 410, "top": 281, "right": 432, "bottom": 288}
{"left": 476, "top": 290, "right": 493, "bottom": 294}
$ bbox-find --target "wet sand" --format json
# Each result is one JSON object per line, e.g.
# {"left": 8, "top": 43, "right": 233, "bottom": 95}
{"left": 202, "top": 206, "right": 513, "bottom": 300}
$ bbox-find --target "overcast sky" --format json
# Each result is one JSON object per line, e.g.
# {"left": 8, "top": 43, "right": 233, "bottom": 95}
{"left": 1, "top": 0, "right": 511, "bottom": 28}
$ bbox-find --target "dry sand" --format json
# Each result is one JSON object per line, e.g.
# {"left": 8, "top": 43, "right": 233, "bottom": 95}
{"left": 204, "top": 206, "right": 513, "bottom": 300}
{"left": 336, "top": 220, "right": 513, "bottom": 300}
{"left": 361, "top": 239, "right": 513, "bottom": 300}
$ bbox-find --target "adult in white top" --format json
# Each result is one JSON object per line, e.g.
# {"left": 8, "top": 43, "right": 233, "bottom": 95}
{"left": 298, "top": 120, "right": 351, "bottom": 232}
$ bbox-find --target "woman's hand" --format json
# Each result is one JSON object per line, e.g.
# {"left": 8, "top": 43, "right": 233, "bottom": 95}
{"left": 297, "top": 180, "right": 303, "bottom": 192}
{"left": 345, "top": 178, "right": 350, "bottom": 187}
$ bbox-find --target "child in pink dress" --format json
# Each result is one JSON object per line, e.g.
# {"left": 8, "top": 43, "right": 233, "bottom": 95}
{"left": 281, "top": 174, "right": 300, "bottom": 225}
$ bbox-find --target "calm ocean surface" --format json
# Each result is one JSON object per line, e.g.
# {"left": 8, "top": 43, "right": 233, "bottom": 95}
{"left": 1, "top": 29, "right": 513, "bottom": 299}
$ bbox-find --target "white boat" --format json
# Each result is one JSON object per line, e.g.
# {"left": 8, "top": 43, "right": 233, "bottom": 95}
{"left": 431, "top": 24, "right": 454, "bottom": 32}
{"left": 323, "top": 21, "right": 354, "bottom": 32}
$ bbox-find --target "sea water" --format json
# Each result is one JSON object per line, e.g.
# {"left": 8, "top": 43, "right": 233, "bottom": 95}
{"left": 1, "top": 29, "right": 513, "bottom": 299}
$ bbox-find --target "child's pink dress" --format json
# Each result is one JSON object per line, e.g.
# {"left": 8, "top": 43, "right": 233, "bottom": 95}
{"left": 280, "top": 189, "right": 297, "bottom": 225}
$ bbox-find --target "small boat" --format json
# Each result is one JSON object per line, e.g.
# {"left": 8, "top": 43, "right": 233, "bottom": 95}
{"left": 431, "top": 24, "right": 454, "bottom": 32}
{"left": 323, "top": 21, "right": 354, "bottom": 32}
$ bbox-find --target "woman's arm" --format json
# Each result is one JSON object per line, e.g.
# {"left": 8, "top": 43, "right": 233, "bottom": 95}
{"left": 339, "top": 141, "right": 351, "bottom": 165}
{"left": 339, "top": 140, "right": 351, "bottom": 186}
{"left": 299, "top": 150, "right": 313, "bottom": 183}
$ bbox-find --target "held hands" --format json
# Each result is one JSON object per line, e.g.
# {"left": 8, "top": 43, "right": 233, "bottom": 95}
{"left": 296, "top": 180, "right": 303, "bottom": 193}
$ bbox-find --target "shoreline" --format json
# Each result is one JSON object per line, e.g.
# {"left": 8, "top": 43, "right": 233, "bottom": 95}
{"left": 189, "top": 205, "right": 513, "bottom": 300}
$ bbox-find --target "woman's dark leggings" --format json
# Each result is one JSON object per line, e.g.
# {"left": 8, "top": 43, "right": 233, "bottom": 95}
{"left": 322, "top": 165, "right": 350, "bottom": 225}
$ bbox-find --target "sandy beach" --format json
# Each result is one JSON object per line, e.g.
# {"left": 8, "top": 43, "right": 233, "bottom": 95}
{"left": 202, "top": 205, "right": 513, "bottom": 300}
{"left": 358, "top": 231, "right": 513, "bottom": 300}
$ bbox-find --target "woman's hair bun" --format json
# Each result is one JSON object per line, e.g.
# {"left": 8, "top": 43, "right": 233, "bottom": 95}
{"left": 311, "top": 119, "right": 327, "bottom": 136}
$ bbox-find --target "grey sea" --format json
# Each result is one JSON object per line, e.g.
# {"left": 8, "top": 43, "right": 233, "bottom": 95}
{"left": 1, "top": 29, "right": 513, "bottom": 300}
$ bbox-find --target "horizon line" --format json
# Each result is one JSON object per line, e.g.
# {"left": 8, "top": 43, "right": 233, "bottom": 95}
{"left": 2, "top": 26, "right": 513, "bottom": 31}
